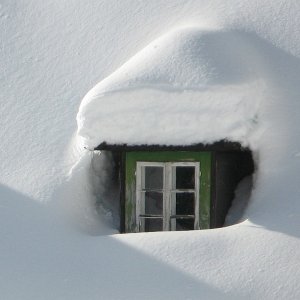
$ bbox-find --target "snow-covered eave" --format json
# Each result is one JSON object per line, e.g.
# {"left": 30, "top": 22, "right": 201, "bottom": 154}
{"left": 77, "top": 27, "right": 266, "bottom": 150}
{"left": 94, "top": 140, "right": 248, "bottom": 152}
{"left": 77, "top": 83, "right": 263, "bottom": 150}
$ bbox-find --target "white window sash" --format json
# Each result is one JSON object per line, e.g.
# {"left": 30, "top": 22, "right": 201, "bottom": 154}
{"left": 136, "top": 162, "right": 165, "bottom": 232}
{"left": 136, "top": 161, "right": 200, "bottom": 232}
{"left": 168, "top": 162, "right": 200, "bottom": 231}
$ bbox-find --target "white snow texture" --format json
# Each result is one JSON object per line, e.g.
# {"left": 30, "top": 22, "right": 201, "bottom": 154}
{"left": 1, "top": 1, "right": 300, "bottom": 299}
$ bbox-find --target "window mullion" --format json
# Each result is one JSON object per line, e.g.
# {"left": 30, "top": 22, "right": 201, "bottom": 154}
{"left": 163, "top": 163, "right": 171, "bottom": 231}
{"left": 194, "top": 162, "right": 200, "bottom": 230}
{"left": 170, "top": 163, "right": 176, "bottom": 231}
{"left": 136, "top": 163, "right": 143, "bottom": 232}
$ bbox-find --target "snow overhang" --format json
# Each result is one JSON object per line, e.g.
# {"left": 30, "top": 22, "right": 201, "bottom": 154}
{"left": 77, "top": 27, "right": 266, "bottom": 150}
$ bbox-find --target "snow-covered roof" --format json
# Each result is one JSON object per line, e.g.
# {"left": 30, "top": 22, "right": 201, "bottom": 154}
{"left": 77, "top": 27, "right": 266, "bottom": 149}
{"left": 3, "top": 1, "right": 300, "bottom": 299}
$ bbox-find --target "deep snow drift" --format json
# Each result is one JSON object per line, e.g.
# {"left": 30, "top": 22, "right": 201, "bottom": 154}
{"left": 1, "top": 1, "right": 300, "bottom": 299}
{"left": 77, "top": 28, "right": 266, "bottom": 148}
{"left": 76, "top": 25, "right": 300, "bottom": 233}
{"left": 74, "top": 25, "right": 300, "bottom": 298}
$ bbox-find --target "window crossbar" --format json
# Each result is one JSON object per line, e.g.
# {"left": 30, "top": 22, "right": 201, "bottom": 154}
{"left": 140, "top": 189, "right": 164, "bottom": 192}
{"left": 171, "top": 189, "right": 196, "bottom": 193}
{"left": 170, "top": 215, "right": 194, "bottom": 219}
{"left": 139, "top": 215, "right": 163, "bottom": 218}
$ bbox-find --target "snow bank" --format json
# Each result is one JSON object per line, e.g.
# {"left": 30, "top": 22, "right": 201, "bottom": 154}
{"left": 77, "top": 28, "right": 267, "bottom": 149}
{"left": 75, "top": 25, "right": 300, "bottom": 231}
{"left": 2, "top": 1, "right": 300, "bottom": 299}
{"left": 54, "top": 151, "right": 118, "bottom": 235}
{"left": 75, "top": 24, "right": 300, "bottom": 242}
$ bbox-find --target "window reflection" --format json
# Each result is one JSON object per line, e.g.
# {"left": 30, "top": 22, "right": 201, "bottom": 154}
{"left": 176, "top": 167, "right": 195, "bottom": 189}
{"left": 144, "top": 218, "right": 163, "bottom": 232}
{"left": 176, "top": 218, "right": 194, "bottom": 231}
{"left": 144, "top": 167, "right": 163, "bottom": 190}
{"left": 176, "top": 193, "right": 194, "bottom": 215}
{"left": 145, "top": 192, "right": 163, "bottom": 215}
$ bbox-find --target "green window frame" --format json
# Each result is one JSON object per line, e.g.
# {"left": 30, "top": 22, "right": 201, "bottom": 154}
{"left": 125, "top": 151, "right": 211, "bottom": 233}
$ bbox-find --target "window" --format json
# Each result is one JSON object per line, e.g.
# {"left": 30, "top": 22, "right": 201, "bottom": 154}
{"left": 136, "top": 162, "right": 200, "bottom": 232}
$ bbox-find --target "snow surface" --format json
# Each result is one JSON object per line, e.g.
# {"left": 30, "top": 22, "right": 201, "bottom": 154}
{"left": 1, "top": 1, "right": 300, "bottom": 299}
{"left": 77, "top": 28, "right": 266, "bottom": 148}
{"left": 224, "top": 176, "right": 253, "bottom": 226}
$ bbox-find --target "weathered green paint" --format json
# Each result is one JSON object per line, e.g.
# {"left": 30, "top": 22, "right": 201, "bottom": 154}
{"left": 198, "top": 152, "right": 211, "bottom": 229}
{"left": 125, "top": 151, "right": 211, "bottom": 232}
{"left": 125, "top": 154, "right": 138, "bottom": 233}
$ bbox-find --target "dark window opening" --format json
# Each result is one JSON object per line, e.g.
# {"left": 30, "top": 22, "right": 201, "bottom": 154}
{"left": 96, "top": 142, "right": 256, "bottom": 233}
{"left": 211, "top": 149, "right": 255, "bottom": 228}
{"left": 176, "top": 166, "right": 195, "bottom": 189}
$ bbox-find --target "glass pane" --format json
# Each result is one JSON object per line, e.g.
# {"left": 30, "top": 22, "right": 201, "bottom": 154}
{"left": 176, "top": 218, "right": 194, "bottom": 231}
{"left": 144, "top": 167, "right": 163, "bottom": 190}
{"left": 145, "top": 192, "right": 163, "bottom": 215}
{"left": 176, "top": 193, "right": 195, "bottom": 215}
{"left": 144, "top": 218, "right": 163, "bottom": 232}
{"left": 176, "top": 166, "right": 195, "bottom": 189}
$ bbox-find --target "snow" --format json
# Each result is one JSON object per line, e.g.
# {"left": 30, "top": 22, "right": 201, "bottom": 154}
{"left": 224, "top": 176, "right": 253, "bottom": 226}
{"left": 1, "top": 0, "right": 300, "bottom": 299}
{"left": 77, "top": 28, "right": 266, "bottom": 148}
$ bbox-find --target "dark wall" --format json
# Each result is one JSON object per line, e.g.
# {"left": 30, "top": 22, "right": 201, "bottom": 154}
{"left": 109, "top": 146, "right": 255, "bottom": 232}
{"left": 211, "top": 150, "right": 254, "bottom": 228}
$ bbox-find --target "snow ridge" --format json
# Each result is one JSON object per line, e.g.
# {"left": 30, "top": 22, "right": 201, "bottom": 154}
{"left": 77, "top": 27, "right": 266, "bottom": 149}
